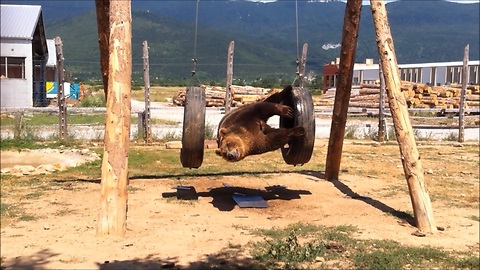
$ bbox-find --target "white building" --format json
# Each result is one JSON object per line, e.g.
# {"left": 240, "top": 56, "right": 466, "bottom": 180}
{"left": 1, "top": 4, "right": 49, "bottom": 108}
{"left": 353, "top": 59, "right": 480, "bottom": 86}
{"left": 323, "top": 58, "right": 480, "bottom": 91}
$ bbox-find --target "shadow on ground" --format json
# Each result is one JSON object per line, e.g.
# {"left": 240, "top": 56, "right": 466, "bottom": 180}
{"left": 1, "top": 248, "right": 260, "bottom": 270}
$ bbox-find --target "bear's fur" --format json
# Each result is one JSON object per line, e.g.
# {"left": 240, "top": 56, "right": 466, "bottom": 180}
{"left": 215, "top": 85, "right": 305, "bottom": 162}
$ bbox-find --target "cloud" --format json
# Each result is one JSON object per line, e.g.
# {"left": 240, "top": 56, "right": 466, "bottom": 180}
{"left": 322, "top": 43, "right": 341, "bottom": 50}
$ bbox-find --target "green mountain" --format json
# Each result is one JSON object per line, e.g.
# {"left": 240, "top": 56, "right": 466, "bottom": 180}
{"left": 36, "top": 0, "right": 478, "bottom": 85}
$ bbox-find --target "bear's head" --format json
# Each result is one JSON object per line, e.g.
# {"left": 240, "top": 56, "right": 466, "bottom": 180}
{"left": 215, "top": 127, "right": 248, "bottom": 162}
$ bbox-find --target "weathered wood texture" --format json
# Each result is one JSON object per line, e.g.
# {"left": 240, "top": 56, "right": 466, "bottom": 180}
{"left": 459, "top": 44, "right": 469, "bottom": 143}
{"left": 95, "top": 1, "right": 110, "bottom": 100}
{"left": 143, "top": 40, "right": 152, "bottom": 143}
{"left": 225, "top": 41, "right": 235, "bottom": 113}
{"left": 370, "top": 0, "right": 437, "bottom": 233}
{"left": 55, "top": 36, "right": 67, "bottom": 140}
{"left": 325, "top": 0, "right": 363, "bottom": 181}
{"left": 96, "top": 0, "right": 132, "bottom": 237}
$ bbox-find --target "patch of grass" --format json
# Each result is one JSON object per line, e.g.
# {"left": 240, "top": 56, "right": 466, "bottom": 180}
{"left": 24, "top": 191, "right": 44, "bottom": 200}
{"left": 164, "top": 197, "right": 197, "bottom": 205}
{"left": 131, "top": 86, "right": 183, "bottom": 102}
{"left": 0, "top": 138, "right": 39, "bottom": 150}
{"left": 466, "top": 215, "right": 480, "bottom": 222}
{"left": 443, "top": 132, "right": 459, "bottom": 141}
{"left": 127, "top": 185, "right": 144, "bottom": 193}
{"left": 345, "top": 124, "right": 360, "bottom": 139}
{"left": 205, "top": 122, "right": 217, "bottom": 140}
{"left": 251, "top": 223, "right": 357, "bottom": 269}
{"left": 55, "top": 209, "right": 77, "bottom": 216}
{"left": 249, "top": 223, "right": 480, "bottom": 270}
{"left": 1, "top": 203, "right": 37, "bottom": 223}
{"left": 158, "top": 130, "right": 182, "bottom": 142}
{"left": 79, "top": 94, "right": 106, "bottom": 107}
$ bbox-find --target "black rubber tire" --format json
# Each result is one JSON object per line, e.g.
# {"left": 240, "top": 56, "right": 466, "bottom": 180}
{"left": 180, "top": 87, "right": 206, "bottom": 168}
{"left": 280, "top": 87, "right": 315, "bottom": 166}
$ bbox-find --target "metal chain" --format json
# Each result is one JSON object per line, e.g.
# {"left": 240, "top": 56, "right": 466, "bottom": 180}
{"left": 293, "top": 0, "right": 300, "bottom": 86}
{"left": 192, "top": 0, "right": 199, "bottom": 77}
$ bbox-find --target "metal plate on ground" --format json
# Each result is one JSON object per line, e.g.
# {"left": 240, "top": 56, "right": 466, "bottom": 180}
{"left": 232, "top": 193, "right": 269, "bottom": 208}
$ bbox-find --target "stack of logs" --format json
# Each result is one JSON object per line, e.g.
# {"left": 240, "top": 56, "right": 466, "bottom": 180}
{"left": 315, "top": 81, "right": 480, "bottom": 109}
{"left": 173, "top": 85, "right": 271, "bottom": 107}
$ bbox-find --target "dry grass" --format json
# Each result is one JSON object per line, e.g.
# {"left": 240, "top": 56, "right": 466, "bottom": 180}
{"left": 130, "top": 86, "right": 184, "bottom": 103}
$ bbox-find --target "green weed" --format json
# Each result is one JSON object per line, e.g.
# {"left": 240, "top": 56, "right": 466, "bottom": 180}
{"left": 247, "top": 222, "right": 479, "bottom": 270}
{"left": 79, "top": 94, "right": 106, "bottom": 107}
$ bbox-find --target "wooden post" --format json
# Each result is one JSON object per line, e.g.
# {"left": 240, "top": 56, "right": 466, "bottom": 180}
{"left": 298, "top": 43, "right": 308, "bottom": 88}
{"left": 370, "top": 0, "right": 437, "bottom": 233}
{"left": 325, "top": 0, "right": 363, "bottom": 181}
{"left": 95, "top": 0, "right": 110, "bottom": 100}
{"left": 13, "top": 112, "right": 23, "bottom": 139}
{"left": 95, "top": 0, "right": 132, "bottom": 237}
{"left": 458, "top": 44, "right": 469, "bottom": 143}
{"left": 55, "top": 36, "right": 67, "bottom": 140}
{"left": 378, "top": 60, "right": 385, "bottom": 142}
{"left": 225, "top": 41, "right": 234, "bottom": 114}
{"left": 143, "top": 40, "right": 152, "bottom": 143}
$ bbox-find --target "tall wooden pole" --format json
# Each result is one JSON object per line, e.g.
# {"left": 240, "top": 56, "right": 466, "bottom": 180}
{"left": 55, "top": 36, "right": 67, "bottom": 140}
{"left": 458, "top": 44, "right": 469, "bottom": 143}
{"left": 378, "top": 60, "right": 386, "bottom": 142}
{"left": 325, "top": 0, "right": 363, "bottom": 181}
{"left": 96, "top": 0, "right": 132, "bottom": 237}
{"left": 370, "top": 0, "right": 437, "bottom": 233}
{"left": 225, "top": 41, "right": 234, "bottom": 114}
{"left": 143, "top": 40, "right": 152, "bottom": 144}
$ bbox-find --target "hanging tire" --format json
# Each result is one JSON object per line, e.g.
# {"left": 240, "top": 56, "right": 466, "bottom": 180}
{"left": 280, "top": 87, "right": 315, "bottom": 166}
{"left": 180, "top": 87, "right": 206, "bottom": 168}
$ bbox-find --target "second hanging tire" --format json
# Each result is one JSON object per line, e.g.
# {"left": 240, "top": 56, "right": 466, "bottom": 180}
{"left": 180, "top": 87, "right": 206, "bottom": 169}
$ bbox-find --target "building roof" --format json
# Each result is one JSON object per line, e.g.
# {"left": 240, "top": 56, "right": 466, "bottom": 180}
{"left": 1, "top": 4, "right": 42, "bottom": 40}
{"left": 353, "top": 60, "right": 480, "bottom": 71}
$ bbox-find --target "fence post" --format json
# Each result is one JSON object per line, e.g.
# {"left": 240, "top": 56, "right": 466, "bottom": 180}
{"left": 378, "top": 60, "right": 386, "bottom": 142}
{"left": 55, "top": 36, "right": 68, "bottom": 140}
{"left": 138, "top": 111, "right": 145, "bottom": 141}
{"left": 13, "top": 112, "right": 23, "bottom": 139}
{"left": 142, "top": 40, "right": 152, "bottom": 143}
{"left": 298, "top": 43, "right": 308, "bottom": 88}
{"left": 458, "top": 44, "right": 469, "bottom": 143}
{"left": 225, "top": 41, "right": 235, "bottom": 114}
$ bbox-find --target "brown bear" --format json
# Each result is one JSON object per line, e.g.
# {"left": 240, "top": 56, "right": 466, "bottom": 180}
{"left": 215, "top": 85, "right": 305, "bottom": 162}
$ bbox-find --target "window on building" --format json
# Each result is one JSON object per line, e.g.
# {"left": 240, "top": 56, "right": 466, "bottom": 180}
{"left": 0, "top": 57, "right": 26, "bottom": 79}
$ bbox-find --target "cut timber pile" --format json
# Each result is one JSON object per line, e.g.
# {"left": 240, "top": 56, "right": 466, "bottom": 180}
{"left": 315, "top": 82, "right": 480, "bottom": 110}
{"left": 173, "top": 85, "right": 272, "bottom": 107}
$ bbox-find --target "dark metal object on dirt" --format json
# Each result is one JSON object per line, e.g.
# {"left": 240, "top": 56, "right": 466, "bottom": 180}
{"left": 175, "top": 186, "right": 198, "bottom": 200}
{"left": 180, "top": 87, "right": 206, "bottom": 169}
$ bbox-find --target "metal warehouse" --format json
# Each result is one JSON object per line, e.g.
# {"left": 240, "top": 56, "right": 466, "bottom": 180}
{"left": 1, "top": 4, "right": 49, "bottom": 108}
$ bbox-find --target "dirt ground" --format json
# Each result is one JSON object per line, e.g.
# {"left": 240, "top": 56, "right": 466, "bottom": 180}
{"left": 1, "top": 142, "right": 479, "bottom": 269}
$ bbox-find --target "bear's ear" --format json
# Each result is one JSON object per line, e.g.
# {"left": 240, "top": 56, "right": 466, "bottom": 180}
{"left": 218, "top": 128, "right": 229, "bottom": 137}
{"left": 283, "top": 85, "right": 293, "bottom": 92}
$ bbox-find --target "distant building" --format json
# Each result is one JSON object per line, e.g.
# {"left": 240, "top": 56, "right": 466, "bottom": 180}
{"left": 1, "top": 4, "right": 49, "bottom": 108}
{"left": 323, "top": 58, "right": 480, "bottom": 92}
